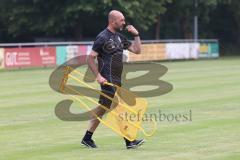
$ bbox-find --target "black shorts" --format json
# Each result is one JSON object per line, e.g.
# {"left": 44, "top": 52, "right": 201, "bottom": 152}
{"left": 98, "top": 80, "right": 121, "bottom": 108}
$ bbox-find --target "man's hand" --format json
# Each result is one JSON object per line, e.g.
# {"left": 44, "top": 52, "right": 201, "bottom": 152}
{"left": 126, "top": 25, "right": 139, "bottom": 36}
{"left": 96, "top": 73, "right": 107, "bottom": 84}
{"left": 126, "top": 25, "right": 141, "bottom": 54}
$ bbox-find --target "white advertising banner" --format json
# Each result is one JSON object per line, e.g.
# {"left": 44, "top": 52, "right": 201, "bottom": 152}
{"left": 166, "top": 43, "right": 199, "bottom": 60}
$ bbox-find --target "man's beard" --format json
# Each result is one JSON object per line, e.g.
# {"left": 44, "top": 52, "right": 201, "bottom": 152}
{"left": 115, "top": 25, "right": 124, "bottom": 32}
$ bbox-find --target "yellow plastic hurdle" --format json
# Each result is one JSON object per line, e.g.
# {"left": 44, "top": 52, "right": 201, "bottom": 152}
{"left": 59, "top": 65, "right": 157, "bottom": 141}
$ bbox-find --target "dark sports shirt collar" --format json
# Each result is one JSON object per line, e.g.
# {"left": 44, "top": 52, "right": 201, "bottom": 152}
{"left": 106, "top": 27, "right": 119, "bottom": 35}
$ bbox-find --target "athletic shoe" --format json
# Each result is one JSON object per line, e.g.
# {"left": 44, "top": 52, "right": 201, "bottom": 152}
{"left": 81, "top": 139, "right": 97, "bottom": 148}
{"left": 126, "top": 139, "right": 145, "bottom": 149}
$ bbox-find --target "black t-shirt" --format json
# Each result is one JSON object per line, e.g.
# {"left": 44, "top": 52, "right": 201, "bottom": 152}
{"left": 92, "top": 28, "right": 131, "bottom": 83}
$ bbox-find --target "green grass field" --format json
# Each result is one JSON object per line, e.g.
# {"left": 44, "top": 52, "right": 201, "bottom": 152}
{"left": 1, "top": 57, "right": 240, "bottom": 160}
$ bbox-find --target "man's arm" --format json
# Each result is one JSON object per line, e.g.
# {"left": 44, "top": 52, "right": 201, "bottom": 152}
{"left": 126, "top": 25, "right": 141, "bottom": 54}
{"left": 87, "top": 50, "right": 107, "bottom": 84}
{"left": 128, "top": 36, "right": 141, "bottom": 54}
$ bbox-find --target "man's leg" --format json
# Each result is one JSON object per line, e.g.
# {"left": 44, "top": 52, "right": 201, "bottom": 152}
{"left": 81, "top": 85, "right": 116, "bottom": 148}
{"left": 87, "top": 105, "right": 106, "bottom": 132}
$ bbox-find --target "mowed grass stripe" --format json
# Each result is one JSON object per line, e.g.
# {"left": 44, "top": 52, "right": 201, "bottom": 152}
{"left": 0, "top": 58, "right": 239, "bottom": 160}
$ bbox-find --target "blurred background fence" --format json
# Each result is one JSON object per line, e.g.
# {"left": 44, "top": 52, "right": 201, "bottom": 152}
{"left": 0, "top": 39, "right": 219, "bottom": 69}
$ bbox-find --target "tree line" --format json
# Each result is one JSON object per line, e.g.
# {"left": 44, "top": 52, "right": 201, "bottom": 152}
{"left": 0, "top": 0, "right": 239, "bottom": 54}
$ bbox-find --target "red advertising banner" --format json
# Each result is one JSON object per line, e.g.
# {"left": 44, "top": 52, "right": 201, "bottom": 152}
{"left": 0, "top": 48, "right": 4, "bottom": 69}
{"left": 4, "top": 47, "right": 56, "bottom": 68}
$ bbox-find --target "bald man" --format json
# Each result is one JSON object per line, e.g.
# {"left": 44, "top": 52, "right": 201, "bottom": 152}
{"left": 81, "top": 10, "right": 144, "bottom": 149}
